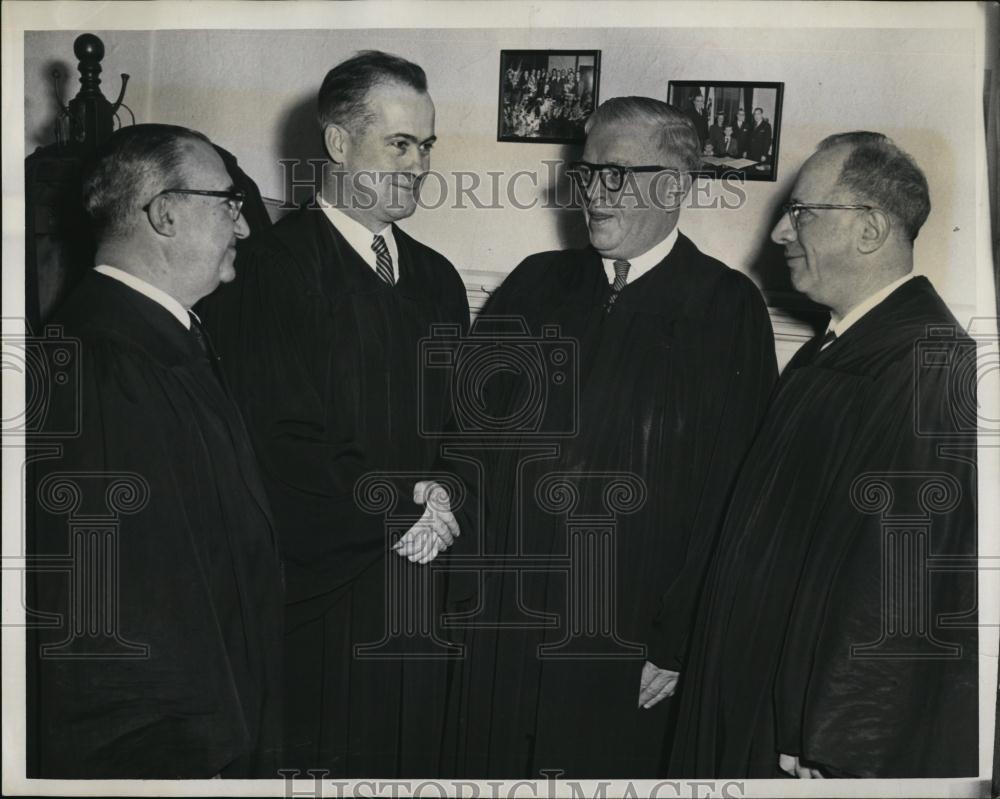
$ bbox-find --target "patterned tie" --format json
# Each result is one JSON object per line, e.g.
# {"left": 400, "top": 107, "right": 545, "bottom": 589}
{"left": 605, "top": 259, "right": 631, "bottom": 314}
{"left": 371, "top": 234, "right": 395, "bottom": 285}
{"left": 819, "top": 328, "right": 837, "bottom": 350}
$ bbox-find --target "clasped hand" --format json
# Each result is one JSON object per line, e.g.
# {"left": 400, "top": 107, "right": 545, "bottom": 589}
{"left": 779, "top": 753, "right": 825, "bottom": 779}
{"left": 391, "top": 480, "right": 459, "bottom": 564}
{"left": 638, "top": 660, "right": 679, "bottom": 709}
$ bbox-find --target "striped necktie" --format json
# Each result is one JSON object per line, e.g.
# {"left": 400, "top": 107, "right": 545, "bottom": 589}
{"left": 371, "top": 234, "right": 395, "bottom": 285}
{"left": 819, "top": 328, "right": 837, "bottom": 350}
{"left": 605, "top": 259, "right": 631, "bottom": 314}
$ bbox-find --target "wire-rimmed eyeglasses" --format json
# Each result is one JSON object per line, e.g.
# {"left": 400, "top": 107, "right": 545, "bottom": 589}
{"left": 780, "top": 202, "right": 875, "bottom": 231}
{"left": 142, "top": 188, "right": 246, "bottom": 220}
{"left": 567, "top": 161, "right": 676, "bottom": 193}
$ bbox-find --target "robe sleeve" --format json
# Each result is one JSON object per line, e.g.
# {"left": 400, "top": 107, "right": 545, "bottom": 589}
{"left": 202, "top": 244, "right": 391, "bottom": 600}
{"left": 31, "top": 337, "right": 252, "bottom": 778}
{"left": 646, "top": 271, "right": 778, "bottom": 670}
{"left": 436, "top": 264, "right": 526, "bottom": 601}
{"left": 437, "top": 255, "right": 554, "bottom": 602}
{"left": 773, "top": 346, "right": 978, "bottom": 777}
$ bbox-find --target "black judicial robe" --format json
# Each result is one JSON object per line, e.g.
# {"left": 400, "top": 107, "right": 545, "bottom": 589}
{"left": 29, "top": 272, "right": 284, "bottom": 778}
{"left": 199, "top": 207, "right": 470, "bottom": 776}
{"left": 667, "top": 276, "right": 978, "bottom": 778}
{"left": 442, "top": 234, "right": 777, "bottom": 778}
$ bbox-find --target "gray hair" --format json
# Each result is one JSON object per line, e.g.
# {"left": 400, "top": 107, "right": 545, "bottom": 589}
{"left": 82, "top": 123, "right": 211, "bottom": 241}
{"left": 817, "top": 131, "right": 930, "bottom": 241}
{"left": 585, "top": 96, "right": 701, "bottom": 174}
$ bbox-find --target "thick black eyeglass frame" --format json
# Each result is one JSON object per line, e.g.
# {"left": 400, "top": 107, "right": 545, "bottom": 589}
{"left": 567, "top": 161, "right": 675, "bottom": 193}
{"left": 780, "top": 202, "right": 875, "bottom": 230}
{"left": 142, "top": 188, "right": 246, "bottom": 218}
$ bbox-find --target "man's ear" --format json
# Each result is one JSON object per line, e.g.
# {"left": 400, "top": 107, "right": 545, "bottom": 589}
{"left": 678, "top": 171, "right": 694, "bottom": 201}
{"left": 323, "top": 124, "right": 350, "bottom": 164}
{"left": 146, "top": 195, "right": 178, "bottom": 237}
{"left": 654, "top": 170, "right": 693, "bottom": 211}
{"left": 858, "top": 207, "right": 892, "bottom": 254}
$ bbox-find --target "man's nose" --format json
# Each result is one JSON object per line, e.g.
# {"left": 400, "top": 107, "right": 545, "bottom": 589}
{"left": 234, "top": 212, "right": 250, "bottom": 240}
{"left": 408, "top": 146, "right": 429, "bottom": 175}
{"left": 771, "top": 210, "right": 795, "bottom": 245}
{"left": 582, "top": 173, "right": 605, "bottom": 206}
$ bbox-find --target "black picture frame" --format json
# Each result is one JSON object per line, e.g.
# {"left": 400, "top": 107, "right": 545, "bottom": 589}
{"left": 667, "top": 81, "right": 784, "bottom": 181}
{"left": 498, "top": 50, "right": 601, "bottom": 144}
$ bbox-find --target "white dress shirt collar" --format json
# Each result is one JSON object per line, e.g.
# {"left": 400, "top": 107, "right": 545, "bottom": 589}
{"left": 601, "top": 226, "right": 680, "bottom": 287}
{"left": 94, "top": 264, "right": 191, "bottom": 329}
{"left": 317, "top": 195, "right": 399, "bottom": 280}
{"left": 827, "top": 273, "right": 916, "bottom": 338}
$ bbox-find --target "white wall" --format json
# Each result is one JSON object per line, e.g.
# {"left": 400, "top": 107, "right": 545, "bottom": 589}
{"left": 24, "top": 25, "right": 982, "bottom": 329}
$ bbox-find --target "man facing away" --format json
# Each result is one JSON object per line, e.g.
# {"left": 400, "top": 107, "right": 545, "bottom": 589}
{"left": 199, "top": 51, "right": 469, "bottom": 776}
{"left": 442, "top": 97, "right": 777, "bottom": 778}
{"left": 668, "top": 132, "right": 978, "bottom": 778}
{"left": 29, "top": 123, "right": 284, "bottom": 778}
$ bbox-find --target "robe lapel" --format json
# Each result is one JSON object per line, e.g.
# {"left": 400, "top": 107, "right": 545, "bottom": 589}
{"left": 95, "top": 275, "right": 281, "bottom": 539}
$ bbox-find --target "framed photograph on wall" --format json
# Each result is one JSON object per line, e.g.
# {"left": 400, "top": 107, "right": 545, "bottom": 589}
{"left": 667, "top": 81, "right": 784, "bottom": 180}
{"left": 498, "top": 50, "right": 601, "bottom": 143}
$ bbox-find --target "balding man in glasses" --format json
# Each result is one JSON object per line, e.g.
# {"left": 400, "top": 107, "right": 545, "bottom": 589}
{"left": 29, "top": 123, "right": 284, "bottom": 778}
{"left": 443, "top": 96, "right": 777, "bottom": 778}
{"left": 669, "top": 132, "right": 977, "bottom": 779}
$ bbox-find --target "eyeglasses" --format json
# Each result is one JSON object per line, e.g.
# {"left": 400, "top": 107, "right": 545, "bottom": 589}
{"left": 567, "top": 161, "right": 676, "bottom": 193}
{"left": 780, "top": 202, "right": 874, "bottom": 231}
{"left": 142, "top": 188, "right": 246, "bottom": 220}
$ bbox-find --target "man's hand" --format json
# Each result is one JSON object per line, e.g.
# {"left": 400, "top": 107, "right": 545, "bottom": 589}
{"left": 392, "top": 481, "right": 459, "bottom": 564}
{"left": 637, "top": 660, "right": 679, "bottom": 709}
{"left": 778, "top": 753, "right": 825, "bottom": 779}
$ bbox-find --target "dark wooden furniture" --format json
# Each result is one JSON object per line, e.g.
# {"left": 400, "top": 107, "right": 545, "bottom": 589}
{"left": 24, "top": 33, "right": 271, "bottom": 330}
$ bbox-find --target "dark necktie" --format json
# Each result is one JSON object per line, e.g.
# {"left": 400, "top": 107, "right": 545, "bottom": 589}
{"left": 188, "top": 311, "right": 225, "bottom": 386}
{"left": 797, "top": 328, "right": 837, "bottom": 369}
{"left": 189, "top": 311, "right": 210, "bottom": 356}
{"left": 604, "top": 259, "right": 630, "bottom": 314}
{"left": 371, "top": 234, "right": 395, "bottom": 285}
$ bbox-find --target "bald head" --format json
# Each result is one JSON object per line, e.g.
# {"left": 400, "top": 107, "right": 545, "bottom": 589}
{"left": 770, "top": 132, "right": 924, "bottom": 316}
{"left": 816, "top": 131, "right": 930, "bottom": 242}
{"left": 83, "top": 124, "right": 213, "bottom": 242}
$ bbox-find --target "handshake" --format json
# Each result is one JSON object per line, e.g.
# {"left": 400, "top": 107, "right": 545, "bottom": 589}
{"left": 391, "top": 480, "right": 460, "bottom": 564}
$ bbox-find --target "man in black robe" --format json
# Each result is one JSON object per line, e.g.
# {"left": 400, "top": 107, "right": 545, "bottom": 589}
{"left": 28, "top": 124, "right": 284, "bottom": 778}
{"left": 442, "top": 97, "right": 777, "bottom": 778}
{"left": 199, "top": 51, "right": 469, "bottom": 777}
{"left": 667, "top": 132, "right": 978, "bottom": 778}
